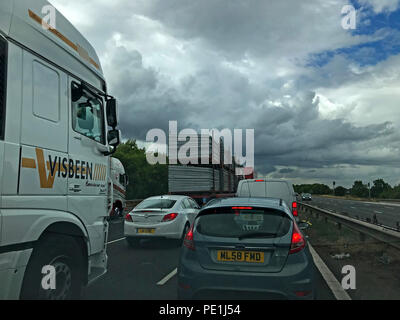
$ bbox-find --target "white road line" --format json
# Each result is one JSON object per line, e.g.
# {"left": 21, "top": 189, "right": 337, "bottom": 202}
{"left": 308, "top": 243, "right": 351, "bottom": 300}
{"left": 350, "top": 207, "right": 356, "bottom": 209}
{"left": 107, "top": 237, "right": 126, "bottom": 244}
{"left": 157, "top": 268, "right": 178, "bottom": 286}
{"left": 374, "top": 211, "right": 383, "bottom": 214}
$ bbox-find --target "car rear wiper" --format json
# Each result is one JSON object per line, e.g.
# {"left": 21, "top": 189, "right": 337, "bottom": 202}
{"left": 238, "top": 232, "right": 277, "bottom": 240}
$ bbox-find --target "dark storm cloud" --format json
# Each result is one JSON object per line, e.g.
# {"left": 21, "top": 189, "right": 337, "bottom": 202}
{"left": 50, "top": 0, "right": 400, "bottom": 186}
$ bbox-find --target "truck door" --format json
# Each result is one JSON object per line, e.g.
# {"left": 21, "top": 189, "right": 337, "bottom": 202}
{"left": 19, "top": 52, "right": 69, "bottom": 198}
{"left": 67, "top": 78, "right": 109, "bottom": 255}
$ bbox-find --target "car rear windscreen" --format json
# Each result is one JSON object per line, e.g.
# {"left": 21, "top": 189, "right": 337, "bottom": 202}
{"left": 196, "top": 207, "right": 291, "bottom": 238}
{"left": 136, "top": 199, "right": 177, "bottom": 209}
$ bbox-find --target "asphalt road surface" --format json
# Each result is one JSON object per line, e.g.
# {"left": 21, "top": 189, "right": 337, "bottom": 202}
{"left": 83, "top": 218, "right": 335, "bottom": 300}
{"left": 307, "top": 196, "right": 400, "bottom": 229}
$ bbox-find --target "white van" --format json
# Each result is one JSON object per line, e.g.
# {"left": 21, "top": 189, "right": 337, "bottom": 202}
{"left": 0, "top": 0, "right": 120, "bottom": 299}
{"left": 236, "top": 179, "right": 298, "bottom": 217}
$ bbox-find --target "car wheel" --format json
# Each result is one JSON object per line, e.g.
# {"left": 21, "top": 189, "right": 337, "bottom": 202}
{"left": 20, "top": 233, "right": 85, "bottom": 300}
{"left": 126, "top": 237, "right": 141, "bottom": 248}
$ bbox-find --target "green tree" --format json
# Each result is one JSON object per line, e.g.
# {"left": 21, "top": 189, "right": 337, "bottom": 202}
{"left": 350, "top": 181, "right": 369, "bottom": 198}
{"left": 371, "top": 179, "right": 392, "bottom": 198}
{"left": 113, "top": 140, "right": 168, "bottom": 199}
{"left": 293, "top": 183, "right": 332, "bottom": 195}
{"left": 334, "top": 186, "right": 347, "bottom": 196}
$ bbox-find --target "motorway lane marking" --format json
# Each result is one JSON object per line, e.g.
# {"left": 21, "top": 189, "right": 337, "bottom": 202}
{"left": 374, "top": 211, "right": 383, "bottom": 214}
{"left": 107, "top": 237, "right": 126, "bottom": 244}
{"left": 308, "top": 243, "right": 351, "bottom": 300}
{"left": 365, "top": 202, "right": 400, "bottom": 207}
{"left": 157, "top": 268, "right": 178, "bottom": 286}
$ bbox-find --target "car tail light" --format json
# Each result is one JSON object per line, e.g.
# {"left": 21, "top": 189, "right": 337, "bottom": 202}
{"left": 178, "top": 282, "right": 191, "bottom": 290}
{"left": 292, "top": 201, "right": 298, "bottom": 217}
{"left": 162, "top": 213, "right": 178, "bottom": 222}
{"left": 183, "top": 225, "right": 195, "bottom": 251}
{"left": 294, "top": 291, "right": 311, "bottom": 297}
{"left": 125, "top": 213, "right": 133, "bottom": 222}
{"left": 289, "top": 222, "right": 306, "bottom": 254}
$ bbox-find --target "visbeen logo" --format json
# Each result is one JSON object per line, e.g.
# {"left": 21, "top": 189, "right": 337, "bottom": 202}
{"left": 21, "top": 148, "right": 107, "bottom": 189}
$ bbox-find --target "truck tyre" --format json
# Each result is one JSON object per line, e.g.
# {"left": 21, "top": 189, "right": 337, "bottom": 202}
{"left": 20, "top": 233, "right": 85, "bottom": 300}
{"left": 126, "top": 237, "right": 141, "bottom": 248}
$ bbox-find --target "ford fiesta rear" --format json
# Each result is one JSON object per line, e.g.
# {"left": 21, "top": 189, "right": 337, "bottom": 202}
{"left": 177, "top": 199, "right": 315, "bottom": 300}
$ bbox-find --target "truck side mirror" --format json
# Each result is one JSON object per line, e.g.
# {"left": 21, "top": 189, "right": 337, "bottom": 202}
{"left": 108, "top": 129, "right": 121, "bottom": 147}
{"left": 72, "top": 83, "right": 83, "bottom": 102}
{"left": 106, "top": 98, "right": 118, "bottom": 128}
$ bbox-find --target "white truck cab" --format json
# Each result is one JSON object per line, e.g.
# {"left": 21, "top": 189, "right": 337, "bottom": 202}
{"left": 110, "top": 157, "right": 128, "bottom": 219}
{"left": 0, "top": 0, "right": 120, "bottom": 299}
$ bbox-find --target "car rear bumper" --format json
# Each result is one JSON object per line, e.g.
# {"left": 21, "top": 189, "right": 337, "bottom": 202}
{"left": 124, "top": 221, "right": 182, "bottom": 240}
{"left": 178, "top": 250, "right": 315, "bottom": 300}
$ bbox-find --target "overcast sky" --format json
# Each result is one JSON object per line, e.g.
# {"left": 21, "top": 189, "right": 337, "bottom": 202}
{"left": 50, "top": 0, "right": 400, "bottom": 188}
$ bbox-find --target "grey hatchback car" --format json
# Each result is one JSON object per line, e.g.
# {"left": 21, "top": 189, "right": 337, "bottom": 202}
{"left": 177, "top": 197, "right": 315, "bottom": 300}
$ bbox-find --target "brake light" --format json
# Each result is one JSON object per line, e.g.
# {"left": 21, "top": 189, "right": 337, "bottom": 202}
{"left": 162, "top": 213, "right": 178, "bottom": 222}
{"left": 289, "top": 222, "right": 306, "bottom": 254}
{"left": 292, "top": 201, "right": 298, "bottom": 217}
{"left": 294, "top": 291, "right": 311, "bottom": 297}
{"left": 255, "top": 180, "right": 264, "bottom": 182}
{"left": 125, "top": 213, "right": 133, "bottom": 222}
{"left": 231, "top": 207, "right": 253, "bottom": 210}
{"left": 183, "top": 225, "right": 195, "bottom": 251}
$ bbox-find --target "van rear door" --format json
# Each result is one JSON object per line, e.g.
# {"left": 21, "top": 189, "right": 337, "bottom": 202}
{"left": 237, "top": 180, "right": 266, "bottom": 197}
{"left": 266, "top": 181, "right": 291, "bottom": 207}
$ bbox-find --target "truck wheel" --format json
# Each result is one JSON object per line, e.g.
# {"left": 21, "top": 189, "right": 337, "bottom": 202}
{"left": 126, "top": 237, "right": 141, "bottom": 248}
{"left": 20, "top": 233, "right": 85, "bottom": 300}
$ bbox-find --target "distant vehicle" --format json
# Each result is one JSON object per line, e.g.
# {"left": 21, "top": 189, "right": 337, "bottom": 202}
{"left": 124, "top": 195, "right": 200, "bottom": 247}
{"left": 301, "top": 193, "right": 312, "bottom": 201}
{"left": 109, "top": 158, "right": 129, "bottom": 219}
{"left": 177, "top": 197, "right": 315, "bottom": 300}
{"left": 236, "top": 179, "right": 298, "bottom": 218}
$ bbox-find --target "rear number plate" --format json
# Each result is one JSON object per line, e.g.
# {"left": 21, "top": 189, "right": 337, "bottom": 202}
{"left": 217, "top": 250, "right": 264, "bottom": 263}
{"left": 137, "top": 228, "right": 155, "bottom": 234}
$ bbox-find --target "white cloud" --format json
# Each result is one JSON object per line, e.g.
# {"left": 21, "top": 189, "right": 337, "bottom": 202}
{"left": 358, "top": 0, "right": 400, "bottom": 13}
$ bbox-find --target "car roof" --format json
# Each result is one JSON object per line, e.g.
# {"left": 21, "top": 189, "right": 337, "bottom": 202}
{"left": 203, "top": 197, "right": 284, "bottom": 211}
{"left": 145, "top": 195, "right": 188, "bottom": 201}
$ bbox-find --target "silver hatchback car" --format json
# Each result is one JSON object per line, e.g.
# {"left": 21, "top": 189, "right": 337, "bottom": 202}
{"left": 177, "top": 197, "right": 315, "bottom": 300}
